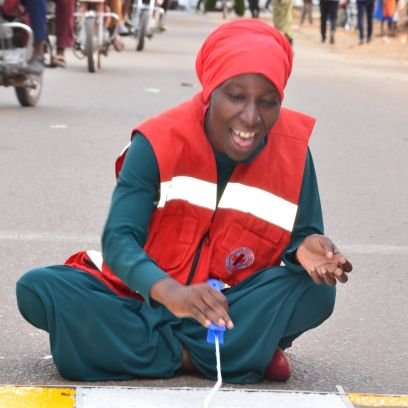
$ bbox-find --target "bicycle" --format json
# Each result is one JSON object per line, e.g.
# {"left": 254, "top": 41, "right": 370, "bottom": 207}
{"left": 73, "top": 0, "right": 119, "bottom": 72}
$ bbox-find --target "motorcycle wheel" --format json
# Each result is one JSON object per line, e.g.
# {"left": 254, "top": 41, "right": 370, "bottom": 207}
{"left": 136, "top": 11, "right": 148, "bottom": 52}
{"left": 15, "top": 74, "right": 43, "bottom": 107}
{"left": 85, "top": 16, "right": 99, "bottom": 73}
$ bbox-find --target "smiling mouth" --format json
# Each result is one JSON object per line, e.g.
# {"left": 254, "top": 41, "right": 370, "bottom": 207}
{"left": 231, "top": 128, "right": 256, "bottom": 148}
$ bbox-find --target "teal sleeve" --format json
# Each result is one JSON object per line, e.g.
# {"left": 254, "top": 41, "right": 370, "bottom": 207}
{"left": 101, "top": 133, "right": 168, "bottom": 305}
{"left": 281, "top": 149, "right": 324, "bottom": 273}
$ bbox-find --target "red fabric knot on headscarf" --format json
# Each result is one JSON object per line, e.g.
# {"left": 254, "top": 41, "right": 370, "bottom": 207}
{"left": 196, "top": 19, "right": 293, "bottom": 103}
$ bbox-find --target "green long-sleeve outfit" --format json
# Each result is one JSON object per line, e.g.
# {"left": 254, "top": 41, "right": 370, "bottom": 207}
{"left": 101, "top": 133, "right": 323, "bottom": 301}
{"left": 16, "top": 134, "right": 335, "bottom": 383}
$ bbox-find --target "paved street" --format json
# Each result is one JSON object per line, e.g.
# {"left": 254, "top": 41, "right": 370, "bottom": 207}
{"left": 1, "top": 9, "right": 407, "bottom": 403}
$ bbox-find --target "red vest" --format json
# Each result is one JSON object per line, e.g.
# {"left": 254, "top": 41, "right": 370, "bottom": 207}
{"left": 66, "top": 93, "right": 315, "bottom": 298}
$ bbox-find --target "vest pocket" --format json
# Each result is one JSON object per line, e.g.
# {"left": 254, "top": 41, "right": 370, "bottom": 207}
{"left": 212, "top": 222, "right": 285, "bottom": 277}
{"left": 146, "top": 215, "right": 198, "bottom": 271}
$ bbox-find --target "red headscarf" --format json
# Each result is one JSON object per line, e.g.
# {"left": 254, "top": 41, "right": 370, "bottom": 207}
{"left": 196, "top": 19, "right": 293, "bottom": 103}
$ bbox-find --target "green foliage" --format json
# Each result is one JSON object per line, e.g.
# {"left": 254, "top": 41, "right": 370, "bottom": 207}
{"left": 204, "top": 0, "right": 216, "bottom": 11}
{"left": 233, "top": 0, "right": 245, "bottom": 15}
{"left": 204, "top": 0, "right": 245, "bottom": 14}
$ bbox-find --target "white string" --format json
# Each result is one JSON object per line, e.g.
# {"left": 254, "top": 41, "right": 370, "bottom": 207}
{"left": 203, "top": 335, "right": 222, "bottom": 408}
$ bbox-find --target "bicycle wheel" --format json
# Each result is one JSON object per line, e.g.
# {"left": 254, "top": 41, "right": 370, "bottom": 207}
{"left": 15, "top": 74, "right": 43, "bottom": 107}
{"left": 85, "top": 16, "right": 99, "bottom": 73}
{"left": 136, "top": 10, "right": 148, "bottom": 51}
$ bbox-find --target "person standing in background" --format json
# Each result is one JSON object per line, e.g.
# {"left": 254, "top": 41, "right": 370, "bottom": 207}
{"left": 272, "top": 0, "right": 294, "bottom": 44}
{"left": 249, "top": 0, "right": 261, "bottom": 17}
{"left": 319, "top": 0, "right": 340, "bottom": 43}
{"left": 374, "top": 0, "right": 397, "bottom": 34}
{"left": 356, "top": 0, "right": 375, "bottom": 43}
{"left": 300, "top": 0, "right": 313, "bottom": 25}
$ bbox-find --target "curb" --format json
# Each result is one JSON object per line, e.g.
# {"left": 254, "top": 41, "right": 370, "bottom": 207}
{"left": 1, "top": 386, "right": 408, "bottom": 408}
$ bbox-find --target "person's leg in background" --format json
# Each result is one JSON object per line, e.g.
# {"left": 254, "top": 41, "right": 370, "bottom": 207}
{"left": 300, "top": 0, "right": 307, "bottom": 23}
{"left": 328, "top": 0, "right": 339, "bottom": 43}
{"left": 53, "top": 0, "right": 74, "bottom": 67}
{"left": 272, "top": 0, "right": 294, "bottom": 44}
{"left": 158, "top": 0, "right": 170, "bottom": 31}
{"left": 108, "top": 0, "right": 125, "bottom": 50}
{"left": 319, "top": 0, "right": 329, "bottom": 41}
{"left": 301, "top": 0, "right": 313, "bottom": 24}
{"left": 366, "top": 0, "right": 375, "bottom": 41}
{"left": 23, "top": 0, "right": 48, "bottom": 73}
{"left": 248, "top": 0, "right": 259, "bottom": 17}
{"left": 356, "top": 0, "right": 366, "bottom": 43}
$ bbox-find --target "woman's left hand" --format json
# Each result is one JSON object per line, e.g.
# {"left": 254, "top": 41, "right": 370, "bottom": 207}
{"left": 295, "top": 234, "right": 353, "bottom": 285}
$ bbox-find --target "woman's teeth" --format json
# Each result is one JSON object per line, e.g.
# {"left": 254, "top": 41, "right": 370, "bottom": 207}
{"left": 231, "top": 128, "right": 256, "bottom": 148}
{"left": 232, "top": 128, "right": 255, "bottom": 139}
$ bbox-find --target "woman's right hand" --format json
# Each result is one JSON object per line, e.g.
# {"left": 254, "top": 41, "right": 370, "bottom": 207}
{"left": 150, "top": 277, "right": 234, "bottom": 329}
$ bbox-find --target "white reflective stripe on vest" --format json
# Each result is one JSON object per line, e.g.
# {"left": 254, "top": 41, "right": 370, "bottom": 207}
{"left": 158, "top": 176, "right": 217, "bottom": 209}
{"left": 86, "top": 250, "right": 103, "bottom": 271}
{"left": 218, "top": 183, "right": 298, "bottom": 232}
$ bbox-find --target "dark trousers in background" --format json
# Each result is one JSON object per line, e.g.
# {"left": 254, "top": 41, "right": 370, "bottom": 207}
{"left": 357, "top": 0, "right": 375, "bottom": 42}
{"left": 248, "top": 0, "right": 260, "bottom": 17}
{"left": 319, "top": 0, "right": 339, "bottom": 42}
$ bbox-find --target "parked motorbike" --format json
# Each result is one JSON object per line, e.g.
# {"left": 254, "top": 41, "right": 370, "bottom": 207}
{"left": 0, "top": 0, "right": 43, "bottom": 106}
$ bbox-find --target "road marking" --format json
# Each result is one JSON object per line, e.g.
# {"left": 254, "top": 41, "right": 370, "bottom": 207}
{"left": 75, "top": 387, "right": 347, "bottom": 407}
{"left": 336, "top": 385, "right": 355, "bottom": 408}
{"left": 340, "top": 244, "right": 408, "bottom": 255}
{"left": 2, "top": 231, "right": 408, "bottom": 255}
{"left": 348, "top": 393, "right": 408, "bottom": 407}
{"left": 0, "top": 386, "right": 407, "bottom": 408}
{"left": 0, "top": 231, "right": 99, "bottom": 243}
{"left": 0, "top": 386, "right": 75, "bottom": 408}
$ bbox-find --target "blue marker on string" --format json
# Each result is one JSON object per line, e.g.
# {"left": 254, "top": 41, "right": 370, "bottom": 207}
{"left": 204, "top": 279, "right": 225, "bottom": 408}
{"left": 206, "top": 279, "right": 226, "bottom": 344}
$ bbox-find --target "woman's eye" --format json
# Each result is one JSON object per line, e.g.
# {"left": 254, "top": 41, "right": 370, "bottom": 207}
{"left": 226, "top": 93, "right": 245, "bottom": 101}
{"left": 261, "top": 100, "right": 278, "bottom": 108}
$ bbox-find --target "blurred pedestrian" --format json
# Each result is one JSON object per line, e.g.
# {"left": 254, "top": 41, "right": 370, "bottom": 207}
{"left": 248, "top": 0, "right": 260, "bottom": 16}
{"left": 319, "top": 0, "right": 340, "bottom": 43}
{"left": 272, "top": 0, "right": 294, "bottom": 44}
{"left": 356, "top": 0, "right": 374, "bottom": 43}
{"left": 374, "top": 0, "right": 397, "bottom": 34}
{"left": 300, "top": 0, "right": 313, "bottom": 24}
{"left": 107, "top": 0, "right": 125, "bottom": 51}
{"left": 51, "top": 0, "right": 75, "bottom": 67}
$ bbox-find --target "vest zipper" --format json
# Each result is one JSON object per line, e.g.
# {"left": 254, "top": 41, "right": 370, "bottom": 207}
{"left": 185, "top": 230, "right": 209, "bottom": 285}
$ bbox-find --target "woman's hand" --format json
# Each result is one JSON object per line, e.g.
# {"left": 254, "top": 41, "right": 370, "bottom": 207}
{"left": 296, "top": 234, "right": 353, "bottom": 285}
{"left": 150, "top": 277, "right": 234, "bottom": 329}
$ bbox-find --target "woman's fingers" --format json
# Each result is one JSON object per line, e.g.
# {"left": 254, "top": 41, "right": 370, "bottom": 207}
{"left": 186, "top": 285, "right": 234, "bottom": 329}
{"left": 203, "top": 289, "right": 234, "bottom": 329}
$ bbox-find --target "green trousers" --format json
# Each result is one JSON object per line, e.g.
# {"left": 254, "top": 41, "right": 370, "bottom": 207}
{"left": 16, "top": 265, "right": 335, "bottom": 383}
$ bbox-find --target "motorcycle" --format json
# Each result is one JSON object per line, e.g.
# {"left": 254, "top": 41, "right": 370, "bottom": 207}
{"left": 73, "top": 0, "right": 120, "bottom": 73}
{"left": 126, "top": 0, "right": 165, "bottom": 51}
{"left": 0, "top": 0, "right": 43, "bottom": 106}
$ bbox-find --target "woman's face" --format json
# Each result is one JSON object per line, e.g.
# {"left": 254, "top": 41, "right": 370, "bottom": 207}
{"left": 206, "top": 73, "right": 281, "bottom": 161}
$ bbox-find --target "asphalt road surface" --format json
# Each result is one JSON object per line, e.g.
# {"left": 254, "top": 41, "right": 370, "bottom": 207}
{"left": 1, "top": 10, "right": 407, "bottom": 396}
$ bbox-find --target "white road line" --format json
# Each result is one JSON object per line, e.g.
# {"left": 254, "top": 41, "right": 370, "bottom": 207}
{"left": 336, "top": 385, "right": 355, "bottom": 408}
{"left": 75, "top": 387, "right": 348, "bottom": 408}
{"left": 1, "top": 231, "right": 408, "bottom": 255}
{"left": 340, "top": 244, "right": 408, "bottom": 254}
{"left": 0, "top": 231, "right": 99, "bottom": 243}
